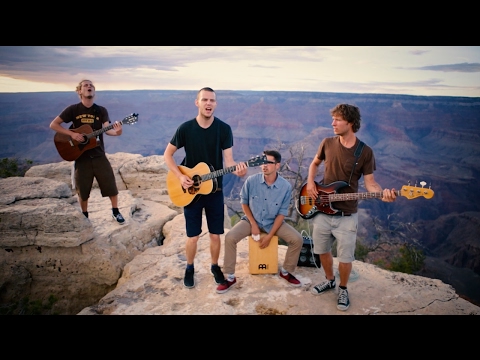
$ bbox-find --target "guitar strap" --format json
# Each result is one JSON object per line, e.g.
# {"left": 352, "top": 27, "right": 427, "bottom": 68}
{"left": 347, "top": 140, "right": 365, "bottom": 186}
{"left": 212, "top": 118, "right": 221, "bottom": 192}
{"left": 92, "top": 104, "right": 102, "bottom": 145}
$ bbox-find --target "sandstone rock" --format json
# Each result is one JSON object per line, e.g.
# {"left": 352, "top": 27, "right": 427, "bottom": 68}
{"left": 2, "top": 153, "right": 480, "bottom": 315}
{"left": 24, "top": 152, "right": 143, "bottom": 193}
{"left": 78, "top": 213, "right": 480, "bottom": 315}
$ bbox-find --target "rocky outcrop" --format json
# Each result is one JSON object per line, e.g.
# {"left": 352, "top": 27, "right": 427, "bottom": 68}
{"left": 1, "top": 152, "right": 479, "bottom": 315}
{"left": 0, "top": 153, "right": 178, "bottom": 314}
{"left": 78, "top": 214, "right": 480, "bottom": 315}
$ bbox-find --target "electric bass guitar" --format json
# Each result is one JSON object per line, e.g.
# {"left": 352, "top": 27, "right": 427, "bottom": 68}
{"left": 296, "top": 180, "right": 435, "bottom": 219}
{"left": 54, "top": 113, "right": 139, "bottom": 161}
{"left": 167, "top": 155, "right": 272, "bottom": 207}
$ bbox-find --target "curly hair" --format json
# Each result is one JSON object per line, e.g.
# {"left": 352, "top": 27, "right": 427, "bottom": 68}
{"left": 330, "top": 103, "right": 361, "bottom": 133}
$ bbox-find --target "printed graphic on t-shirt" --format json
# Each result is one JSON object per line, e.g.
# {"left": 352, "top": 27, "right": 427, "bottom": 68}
{"left": 75, "top": 113, "right": 98, "bottom": 124}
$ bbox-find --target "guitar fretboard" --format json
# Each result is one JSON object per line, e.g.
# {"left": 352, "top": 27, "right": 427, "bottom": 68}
{"left": 91, "top": 124, "right": 115, "bottom": 137}
{"left": 300, "top": 190, "right": 402, "bottom": 205}
{"left": 86, "top": 115, "right": 137, "bottom": 139}
{"left": 201, "top": 165, "right": 238, "bottom": 181}
{"left": 87, "top": 120, "right": 124, "bottom": 139}
{"left": 197, "top": 156, "right": 270, "bottom": 182}
{"left": 326, "top": 190, "right": 401, "bottom": 202}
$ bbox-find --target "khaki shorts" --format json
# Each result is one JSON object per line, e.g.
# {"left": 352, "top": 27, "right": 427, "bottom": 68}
{"left": 311, "top": 212, "right": 358, "bottom": 263}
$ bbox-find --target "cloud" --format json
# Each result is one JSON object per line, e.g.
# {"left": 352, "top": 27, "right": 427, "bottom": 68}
{"left": 408, "top": 49, "right": 430, "bottom": 56}
{"left": 0, "top": 46, "right": 330, "bottom": 84}
{"left": 0, "top": 46, "right": 479, "bottom": 97}
{"left": 413, "top": 63, "right": 480, "bottom": 73}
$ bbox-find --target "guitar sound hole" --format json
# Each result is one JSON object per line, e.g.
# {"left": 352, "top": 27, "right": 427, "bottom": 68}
{"left": 192, "top": 175, "right": 202, "bottom": 187}
{"left": 79, "top": 135, "right": 88, "bottom": 145}
{"left": 187, "top": 175, "right": 202, "bottom": 195}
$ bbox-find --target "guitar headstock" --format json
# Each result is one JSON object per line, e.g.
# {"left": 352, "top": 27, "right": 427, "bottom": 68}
{"left": 400, "top": 184, "right": 434, "bottom": 200}
{"left": 246, "top": 154, "right": 273, "bottom": 167}
{"left": 122, "top": 113, "right": 139, "bottom": 125}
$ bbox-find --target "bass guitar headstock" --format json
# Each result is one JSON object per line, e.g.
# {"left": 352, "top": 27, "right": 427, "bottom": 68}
{"left": 400, "top": 181, "right": 434, "bottom": 200}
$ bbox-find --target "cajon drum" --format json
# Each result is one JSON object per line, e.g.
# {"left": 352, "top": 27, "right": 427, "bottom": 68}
{"left": 248, "top": 233, "right": 278, "bottom": 274}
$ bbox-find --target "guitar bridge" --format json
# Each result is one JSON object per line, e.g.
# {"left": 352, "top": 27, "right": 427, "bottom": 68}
{"left": 306, "top": 206, "right": 317, "bottom": 218}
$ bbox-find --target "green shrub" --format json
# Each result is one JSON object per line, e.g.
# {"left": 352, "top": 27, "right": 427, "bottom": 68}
{"left": 0, "top": 157, "right": 33, "bottom": 178}
{"left": 388, "top": 245, "right": 426, "bottom": 274}
{"left": 355, "top": 241, "right": 370, "bottom": 262}
{"left": 0, "top": 294, "right": 59, "bottom": 315}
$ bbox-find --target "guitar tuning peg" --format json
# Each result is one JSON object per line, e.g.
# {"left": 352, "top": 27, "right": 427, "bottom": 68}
{"left": 420, "top": 181, "right": 426, "bottom": 188}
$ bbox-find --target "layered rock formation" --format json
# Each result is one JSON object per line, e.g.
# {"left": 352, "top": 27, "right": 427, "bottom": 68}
{"left": 0, "top": 153, "right": 178, "bottom": 314}
{"left": 1, "top": 152, "right": 479, "bottom": 315}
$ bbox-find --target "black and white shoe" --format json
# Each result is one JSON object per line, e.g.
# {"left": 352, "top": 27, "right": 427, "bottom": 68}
{"left": 112, "top": 213, "right": 125, "bottom": 225}
{"left": 337, "top": 288, "right": 350, "bottom": 311}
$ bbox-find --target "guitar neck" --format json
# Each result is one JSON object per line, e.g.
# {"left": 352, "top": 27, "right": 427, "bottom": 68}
{"left": 329, "top": 190, "right": 401, "bottom": 202}
{"left": 88, "top": 122, "right": 119, "bottom": 139}
{"left": 197, "top": 156, "right": 269, "bottom": 182}
{"left": 201, "top": 164, "right": 241, "bottom": 181}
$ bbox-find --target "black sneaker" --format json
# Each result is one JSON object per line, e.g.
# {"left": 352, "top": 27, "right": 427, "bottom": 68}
{"left": 310, "top": 278, "right": 336, "bottom": 295}
{"left": 183, "top": 268, "right": 195, "bottom": 289}
{"left": 112, "top": 213, "right": 125, "bottom": 225}
{"left": 337, "top": 288, "right": 350, "bottom": 311}
{"left": 211, "top": 265, "right": 225, "bottom": 285}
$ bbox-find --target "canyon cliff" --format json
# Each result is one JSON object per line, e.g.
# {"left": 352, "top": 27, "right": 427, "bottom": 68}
{"left": 1, "top": 90, "right": 480, "bottom": 311}
{"left": 0, "top": 153, "right": 479, "bottom": 315}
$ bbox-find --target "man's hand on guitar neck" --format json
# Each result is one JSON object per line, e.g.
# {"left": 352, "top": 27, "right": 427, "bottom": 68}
{"left": 365, "top": 176, "right": 397, "bottom": 203}
{"left": 232, "top": 162, "right": 248, "bottom": 177}
{"left": 381, "top": 188, "right": 397, "bottom": 202}
{"left": 108, "top": 121, "right": 123, "bottom": 136}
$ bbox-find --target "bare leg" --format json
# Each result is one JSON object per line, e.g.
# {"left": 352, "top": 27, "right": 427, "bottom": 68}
{"left": 210, "top": 233, "right": 221, "bottom": 264}
{"left": 186, "top": 235, "right": 200, "bottom": 264}
{"left": 320, "top": 252, "right": 335, "bottom": 280}
{"left": 79, "top": 197, "right": 88, "bottom": 212}
{"left": 109, "top": 194, "right": 118, "bottom": 208}
{"left": 338, "top": 261, "right": 352, "bottom": 287}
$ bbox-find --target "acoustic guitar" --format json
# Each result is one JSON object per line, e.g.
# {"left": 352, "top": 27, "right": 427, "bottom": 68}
{"left": 296, "top": 180, "right": 434, "bottom": 219}
{"left": 54, "top": 113, "right": 138, "bottom": 161}
{"left": 167, "top": 155, "right": 272, "bottom": 207}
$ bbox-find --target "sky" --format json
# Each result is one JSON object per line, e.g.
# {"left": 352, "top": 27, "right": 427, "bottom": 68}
{"left": 0, "top": 46, "right": 479, "bottom": 97}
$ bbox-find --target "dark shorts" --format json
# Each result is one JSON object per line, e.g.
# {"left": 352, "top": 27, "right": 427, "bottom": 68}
{"left": 184, "top": 190, "right": 225, "bottom": 237}
{"left": 74, "top": 154, "right": 118, "bottom": 200}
